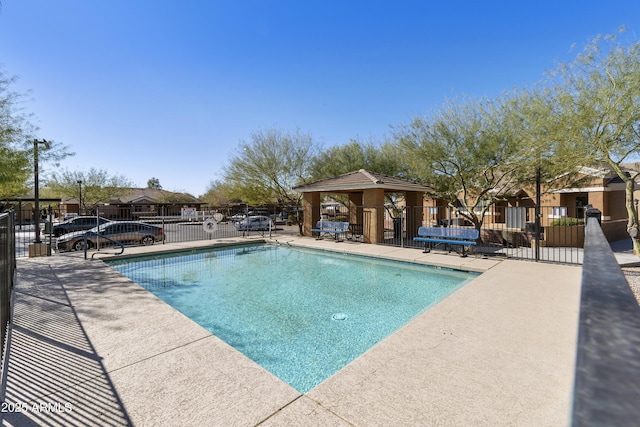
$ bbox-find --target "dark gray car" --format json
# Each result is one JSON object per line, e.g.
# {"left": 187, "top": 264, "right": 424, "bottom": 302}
{"left": 56, "top": 221, "right": 165, "bottom": 252}
{"left": 52, "top": 216, "right": 109, "bottom": 237}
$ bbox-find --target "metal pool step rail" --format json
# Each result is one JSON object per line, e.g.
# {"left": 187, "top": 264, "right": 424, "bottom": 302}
{"left": 83, "top": 232, "right": 125, "bottom": 259}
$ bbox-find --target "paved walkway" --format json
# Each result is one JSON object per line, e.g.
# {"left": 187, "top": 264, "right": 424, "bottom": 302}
{"left": 610, "top": 238, "right": 640, "bottom": 266}
{"left": 2, "top": 235, "right": 582, "bottom": 426}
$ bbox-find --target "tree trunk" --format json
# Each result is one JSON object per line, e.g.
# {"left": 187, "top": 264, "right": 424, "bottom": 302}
{"left": 624, "top": 180, "right": 640, "bottom": 256}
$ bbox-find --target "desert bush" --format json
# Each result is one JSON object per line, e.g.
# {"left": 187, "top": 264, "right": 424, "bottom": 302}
{"left": 502, "top": 230, "right": 525, "bottom": 248}
{"left": 550, "top": 218, "right": 585, "bottom": 226}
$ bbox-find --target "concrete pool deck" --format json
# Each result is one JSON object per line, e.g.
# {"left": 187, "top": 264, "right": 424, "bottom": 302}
{"left": 2, "top": 235, "right": 581, "bottom": 426}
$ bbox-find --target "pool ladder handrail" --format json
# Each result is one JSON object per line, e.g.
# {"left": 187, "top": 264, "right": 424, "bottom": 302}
{"left": 83, "top": 231, "right": 125, "bottom": 260}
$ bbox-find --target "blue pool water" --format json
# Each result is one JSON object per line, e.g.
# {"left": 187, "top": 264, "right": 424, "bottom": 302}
{"left": 107, "top": 244, "right": 478, "bottom": 392}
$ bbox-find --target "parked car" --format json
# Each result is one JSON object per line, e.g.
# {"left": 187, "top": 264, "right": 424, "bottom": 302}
{"left": 233, "top": 215, "right": 274, "bottom": 231}
{"left": 56, "top": 221, "right": 165, "bottom": 252}
{"left": 51, "top": 216, "right": 110, "bottom": 237}
{"left": 228, "top": 213, "right": 247, "bottom": 222}
{"left": 247, "top": 209, "right": 269, "bottom": 216}
{"left": 63, "top": 213, "right": 78, "bottom": 221}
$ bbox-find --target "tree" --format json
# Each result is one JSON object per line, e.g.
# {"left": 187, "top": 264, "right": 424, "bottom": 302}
{"left": 551, "top": 29, "right": 640, "bottom": 254}
{"left": 223, "top": 127, "right": 319, "bottom": 209}
{"left": 309, "top": 139, "right": 406, "bottom": 180}
{"left": 500, "top": 86, "right": 589, "bottom": 193}
{"left": 0, "top": 69, "right": 74, "bottom": 200}
{"left": 395, "top": 96, "right": 525, "bottom": 233}
{"left": 201, "top": 180, "right": 236, "bottom": 209}
{"left": 0, "top": 69, "right": 36, "bottom": 199}
{"left": 47, "top": 168, "right": 134, "bottom": 212}
{"left": 309, "top": 139, "right": 410, "bottom": 214}
{"left": 147, "top": 177, "right": 162, "bottom": 189}
{"left": 154, "top": 190, "right": 197, "bottom": 204}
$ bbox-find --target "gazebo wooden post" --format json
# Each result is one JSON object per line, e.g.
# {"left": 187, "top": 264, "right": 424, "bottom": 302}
{"left": 363, "top": 188, "right": 384, "bottom": 243}
{"left": 302, "top": 192, "right": 321, "bottom": 237}
{"left": 348, "top": 192, "right": 363, "bottom": 230}
{"left": 405, "top": 191, "right": 424, "bottom": 239}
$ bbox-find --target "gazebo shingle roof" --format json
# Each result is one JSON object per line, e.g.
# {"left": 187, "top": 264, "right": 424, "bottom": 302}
{"left": 293, "top": 169, "right": 433, "bottom": 193}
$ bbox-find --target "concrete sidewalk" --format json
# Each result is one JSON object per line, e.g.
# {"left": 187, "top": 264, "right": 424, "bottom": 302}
{"left": 610, "top": 238, "right": 640, "bottom": 266}
{"left": 2, "top": 237, "right": 581, "bottom": 426}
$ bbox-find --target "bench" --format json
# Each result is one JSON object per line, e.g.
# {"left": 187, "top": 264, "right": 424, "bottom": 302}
{"left": 311, "top": 221, "right": 350, "bottom": 241}
{"left": 413, "top": 226, "right": 479, "bottom": 257}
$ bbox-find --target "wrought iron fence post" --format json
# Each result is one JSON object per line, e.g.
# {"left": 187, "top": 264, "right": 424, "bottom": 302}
{"left": 584, "top": 205, "right": 602, "bottom": 225}
{"left": 401, "top": 207, "right": 406, "bottom": 248}
{"left": 0, "top": 210, "right": 16, "bottom": 403}
{"left": 535, "top": 166, "right": 541, "bottom": 262}
{"left": 47, "top": 205, "right": 53, "bottom": 256}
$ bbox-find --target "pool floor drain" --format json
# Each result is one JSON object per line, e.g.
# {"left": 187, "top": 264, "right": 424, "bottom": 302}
{"left": 332, "top": 313, "right": 348, "bottom": 321}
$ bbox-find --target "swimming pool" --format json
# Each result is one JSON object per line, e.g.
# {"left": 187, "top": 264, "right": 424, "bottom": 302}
{"left": 107, "top": 244, "right": 478, "bottom": 392}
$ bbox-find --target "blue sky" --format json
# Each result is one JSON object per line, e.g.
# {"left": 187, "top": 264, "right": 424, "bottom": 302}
{"left": 1, "top": 1, "right": 639, "bottom": 197}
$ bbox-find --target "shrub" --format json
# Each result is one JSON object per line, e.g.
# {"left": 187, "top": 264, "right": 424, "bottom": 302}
{"left": 502, "top": 230, "right": 525, "bottom": 248}
{"left": 550, "top": 218, "right": 585, "bottom": 226}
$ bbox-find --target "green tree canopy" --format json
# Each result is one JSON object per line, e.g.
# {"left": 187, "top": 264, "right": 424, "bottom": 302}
{"left": 47, "top": 168, "right": 134, "bottom": 212}
{"left": 0, "top": 69, "right": 73, "bottom": 200}
{"left": 549, "top": 29, "right": 640, "bottom": 253}
{"left": 309, "top": 139, "right": 410, "bottom": 213}
{"left": 308, "top": 139, "right": 406, "bottom": 180}
{"left": 0, "top": 69, "right": 36, "bottom": 199}
{"left": 395, "top": 96, "right": 524, "bottom": 230}
{"left": 147, "top": 177, "right": 162, "bottom": 189}
{"left": 201, "top": 179, "right": 237, "bottom": 209}
{"left": 494, "top": 85, "right": 592, "bottom": 197}
{"left": 223, "top": 127, "right": 319, "bottom": 207}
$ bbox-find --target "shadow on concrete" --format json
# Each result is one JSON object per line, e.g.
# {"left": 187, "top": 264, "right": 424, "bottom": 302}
{"left": 610, "top": 237, "right": 633, "bottom": 253}
{"left": 1, "top": 260, "right": 132, "bottom": 426}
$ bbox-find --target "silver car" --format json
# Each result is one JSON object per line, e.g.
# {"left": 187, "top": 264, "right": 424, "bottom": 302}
{"left": 233, "top": 215, "right": 274, "bottom": 231}
{"left": 56, "top": 221, "right": 165, "bottom": 252}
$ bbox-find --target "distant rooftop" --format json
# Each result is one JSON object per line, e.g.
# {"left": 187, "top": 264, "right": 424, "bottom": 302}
{"left": 293, "top": 169, "right": 433, "bottom": 193}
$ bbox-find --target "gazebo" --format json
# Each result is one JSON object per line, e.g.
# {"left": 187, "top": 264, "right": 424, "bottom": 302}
{"left": 293, "top": 169, "right": 433, "bottom": 243}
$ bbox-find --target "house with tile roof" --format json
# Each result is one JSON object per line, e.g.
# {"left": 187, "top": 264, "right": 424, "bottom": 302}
{"left": 60, "top": 188, "right": 206, "bottom": 220}
{"left": 421, "top": 165, "right": 631, "bottom": 245}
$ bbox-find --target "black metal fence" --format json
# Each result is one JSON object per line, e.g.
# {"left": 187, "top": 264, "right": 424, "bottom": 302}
{"left": 11, "top": 202, "right": 631, "bottom": 265}
{"left": 0, "top": 210, "right": 16, "bottom": 394}
{"left": 12, "top": 206, "right": 293, "bottom": 257}
{"left": 317, "top": 204, "right": 629, "bottom": 265}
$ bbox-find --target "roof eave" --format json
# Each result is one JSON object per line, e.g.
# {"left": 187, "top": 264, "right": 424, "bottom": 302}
{"left": 294, "top": 184, "right": 432, "bottom": 193}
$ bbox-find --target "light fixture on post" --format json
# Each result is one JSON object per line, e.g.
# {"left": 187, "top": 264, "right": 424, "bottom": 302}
{"left": 77, "top": 180, "right": 83, "bottom": 215}
{"left": 29, "top": 138, "right": 50, "bottom": 257}
{"left": 33, "top": 138, "right": 49, "bottom": 244}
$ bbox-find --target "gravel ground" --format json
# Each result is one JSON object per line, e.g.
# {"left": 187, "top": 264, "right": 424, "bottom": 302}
{"left": 622, "top": 268, "right": 640, "bottom": 305}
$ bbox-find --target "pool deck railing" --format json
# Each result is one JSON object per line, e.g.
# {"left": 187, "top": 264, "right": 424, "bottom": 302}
{"left": 571, "top": 214, "right": 640, "bottom": 426}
